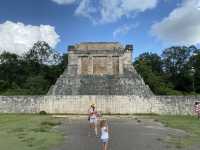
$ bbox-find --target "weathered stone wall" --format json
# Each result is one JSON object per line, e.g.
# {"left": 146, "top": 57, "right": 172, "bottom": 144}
{"left": 93, "top": 56, "right": 108, "bottom": 75}
{"left": 69, "top": 42, "right": 125, "bottom": 76}
{"left": 0, "top": 96, "right": 42, "bottom": 113}
{"left": 75, "top": 42, "right": 122, "bottom": 51}
{"left": 79, "top": 56, "right": 119, "bottom": 75}
{"left": 0, "top": 96, "right": 199, "bottom": 115}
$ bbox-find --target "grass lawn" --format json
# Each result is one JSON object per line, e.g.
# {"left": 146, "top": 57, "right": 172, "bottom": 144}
{"left": 154, "top": 115, "right": 200, "bottom": 148}
{"left": 0, "top": 114, "right": 64, "bottom": 150}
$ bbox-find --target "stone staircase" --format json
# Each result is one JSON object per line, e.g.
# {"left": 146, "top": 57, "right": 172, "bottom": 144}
{"left": 48, "top": 65, "right": 153, "bottom": 96}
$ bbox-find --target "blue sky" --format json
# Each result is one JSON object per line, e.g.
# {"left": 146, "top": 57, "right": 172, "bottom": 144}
{"left": 0, "top": 0, "right": 200, "bottom": 59}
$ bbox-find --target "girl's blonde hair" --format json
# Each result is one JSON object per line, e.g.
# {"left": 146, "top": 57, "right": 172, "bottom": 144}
{"left": 100, "top": 120, "right": 107, "bottom": 128}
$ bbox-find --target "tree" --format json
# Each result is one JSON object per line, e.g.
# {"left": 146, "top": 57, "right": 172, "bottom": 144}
{"left": 134, "top": 52, "right": 171, "bottom": 95}
{"left": 134, "top": 52, "right": 191, "bottom": 95}
{"left": 0, "top": 52, "right": 25, "bottom": 86}
{"left": 24, "top": 41, "right": 61, "bottom": 65}
{"left": 189, "top": 48, "right": 200, "bottom": 93}
{"left": 0, "top": 80, "right": 9, "bottom": 93}
{"left": 0, "top": 52, "right": 19, "bottom": 64}
{"left": 134, "top": 52, "right": 162, "bottom": 74}
{"left": 162, "top": 46, "right": 192, "bottom": 78}
{"left": 162, "top": 46, "right": 195, "bottom": 92}
{"left": 0, "top": 41, "right": 65, "bottom": 95}
{"left": 23, "top": 76, "right": 50, "bottom": 95}
{"left": 60, "top": 53, "right": 68, "bottom": 70}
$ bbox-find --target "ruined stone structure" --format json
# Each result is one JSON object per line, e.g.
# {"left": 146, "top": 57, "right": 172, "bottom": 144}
{"left": 48, "top": 42, "right": 153, "bottom": 96}
{"left": 1, "top": 43, "right": 199, "bottom": 114}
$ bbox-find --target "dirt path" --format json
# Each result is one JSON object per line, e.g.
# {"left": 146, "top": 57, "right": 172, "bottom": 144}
{"left": 51, "top": 116, "right": 197, "bottom": 150}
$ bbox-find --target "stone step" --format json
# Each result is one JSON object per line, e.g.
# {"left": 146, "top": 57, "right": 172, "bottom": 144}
{"left": 48, "top": 65, "right": 153, "bottom": 96}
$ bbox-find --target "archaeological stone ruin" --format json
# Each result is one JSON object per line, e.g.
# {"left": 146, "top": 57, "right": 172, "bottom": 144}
{"left": 48, "top": 42, "right": 153, "bottom": 96}
{"left": 0, "top": 42, "right": 199, "bottom": 114}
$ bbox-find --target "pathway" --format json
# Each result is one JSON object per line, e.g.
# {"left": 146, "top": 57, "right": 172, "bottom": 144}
{"left": 51, "top": 116, "right": 197, "bottom": 150}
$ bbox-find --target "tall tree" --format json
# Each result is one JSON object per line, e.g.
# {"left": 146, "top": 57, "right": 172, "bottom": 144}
{"left": 0, "top": 52, "right": 25, "bottom": 86}
{"left": 134, "top": 52, "right": 163, "bottom": 74}
{"left": 0, "top": 41, "right": 64, "bottom": 95}
{"left": 189, "top": 47, "right": 200, "bottom": 93}
{"left": 134, "top": 52, "right": 172, "bottom": 95}
{"left": 162, "top": 46, "right": 192, "bottom": 78}
{"left": 24, "top": 41, "right": 61, "bottom": 65}
{"left": 161, "top": 46, "right": 195, "bottom": 92}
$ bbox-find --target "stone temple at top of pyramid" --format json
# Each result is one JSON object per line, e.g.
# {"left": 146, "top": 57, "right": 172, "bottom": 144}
{"left": 48, "top": 42, "right": 153, "bottom": 96}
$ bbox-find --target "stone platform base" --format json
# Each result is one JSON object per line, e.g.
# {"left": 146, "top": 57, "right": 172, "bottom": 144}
{"left": 0, "top": 95, "right": 199, "bottom": 115}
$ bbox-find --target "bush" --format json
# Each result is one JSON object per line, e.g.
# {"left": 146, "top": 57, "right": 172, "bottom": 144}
{"left": 39, "top": 110, "right": 47, "bottom": 115}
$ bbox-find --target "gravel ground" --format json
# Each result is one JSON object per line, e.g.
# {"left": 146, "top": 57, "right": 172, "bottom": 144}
{"left": 51, "top": 116, "right": 199, "bottom": 150}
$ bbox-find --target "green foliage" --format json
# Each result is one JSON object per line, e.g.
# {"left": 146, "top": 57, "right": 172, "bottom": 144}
{"left": 0, "top": 41, "right": 67, "bottom": 95}
{"left": 162, "top": 46, "right": 194, "bottom": 92}
{"left": 134, "top": 46, "right": 200, "bottom": 95}
{"left": 23, "top": 76, "right": 50, "bottom": 95}
{"left": 0, "top": 80, "right": 9, "bottom": 93}
{"left": 60, "top": 53, "right": 68, "bottom": 70}
{"left": 24, "top": 41, "right": 61, "bottom": 65}
{"left": 134, "top": 52, "right": 173, "bottom": 95}
{"left": 190, "top": 48, "right": 200, "bottom": 93}
{"left": 39, "top": 111, "right": 48, "bottom": 115}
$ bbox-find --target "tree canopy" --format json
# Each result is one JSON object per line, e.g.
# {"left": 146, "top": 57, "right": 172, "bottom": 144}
{"left": 0, "top": 41, "right": 67, "bottom": 95}
{"left": 134, "top": 46, "right": 200, "bottom": 95}
{"left": 0, "top": 42, "right": 199, "bottom": 95}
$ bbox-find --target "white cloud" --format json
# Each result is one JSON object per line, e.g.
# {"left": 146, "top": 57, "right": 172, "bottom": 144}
{"left": 51, "top": 0, "right": 77, "bottom": 5}
{"left": 75, "top": 0, "right": 97, "bottom": 23}
{"left": 0, "top": 21, "right": 60, "bottom": 55}
{"left": 85, "top": 0, "right": 158, "bottom": 24}
{"left": 51, "top": 0, "right": 158, "bottom": 24}
{"left": 151, "top": 0, "right": 200, "bottom": 45}
{"left": 113, "top": 23, "right": 139, "bottom": 38}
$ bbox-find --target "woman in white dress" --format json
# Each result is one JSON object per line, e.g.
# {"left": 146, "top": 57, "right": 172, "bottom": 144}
{"left": 88, "top": 104, "right": 98, "bottom": 136}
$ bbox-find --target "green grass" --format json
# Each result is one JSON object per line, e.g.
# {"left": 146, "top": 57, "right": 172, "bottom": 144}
{"left": 154, "top": 115, "right": 200, "bottom": 148}
{"left": 0, "top": 114, "right": 64, "bottom": 150}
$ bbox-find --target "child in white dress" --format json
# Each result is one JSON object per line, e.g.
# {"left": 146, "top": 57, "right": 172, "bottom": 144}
{"left": 100, "top": 120, "right": 109, "bottom": 150}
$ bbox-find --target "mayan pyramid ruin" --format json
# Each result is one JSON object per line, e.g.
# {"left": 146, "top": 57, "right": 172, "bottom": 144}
{"left": 48, "top": 42, "right": 153, "bottom": 96}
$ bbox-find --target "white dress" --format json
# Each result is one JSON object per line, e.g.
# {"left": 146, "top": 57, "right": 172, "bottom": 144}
{"left": 89, "top": 108, "right": 97, "bottom": 123}
{"left": 100, "top": 126, "right": 109, "bottom": 140}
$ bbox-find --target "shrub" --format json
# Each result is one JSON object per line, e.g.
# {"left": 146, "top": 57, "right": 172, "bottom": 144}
{"left": 39, "top": 110, "right": 47, "bottom": 115}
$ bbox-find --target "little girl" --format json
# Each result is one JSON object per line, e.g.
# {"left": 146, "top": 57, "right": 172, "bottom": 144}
{"left": 100, "top": 120, "right": 109, "bottom": 150}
